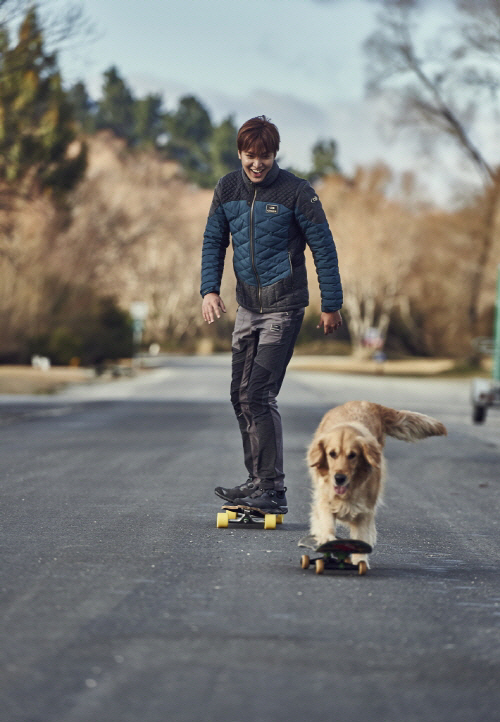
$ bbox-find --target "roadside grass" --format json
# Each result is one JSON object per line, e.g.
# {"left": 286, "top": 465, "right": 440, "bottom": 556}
{"left": 0, "top": 366, "right": 92, "bottom": 395}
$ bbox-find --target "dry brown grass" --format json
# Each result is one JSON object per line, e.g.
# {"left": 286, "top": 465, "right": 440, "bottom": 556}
{"left": 0, "top": 366, "right": 91, "bottom": 394}
{"left": 289, "top": 355, "right": 455, "bottom": 376}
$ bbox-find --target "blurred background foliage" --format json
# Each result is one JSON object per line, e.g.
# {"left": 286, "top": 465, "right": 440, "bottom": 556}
{"left": 0, "top": 7, "right": 86, "bottom": 194}
{"left": 1, "top": 0, "right": 499, "bottom": 367}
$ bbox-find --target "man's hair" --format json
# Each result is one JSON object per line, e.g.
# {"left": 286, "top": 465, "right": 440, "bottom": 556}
{"left": 237, "top": 116, "right": 280, "bottom": 156}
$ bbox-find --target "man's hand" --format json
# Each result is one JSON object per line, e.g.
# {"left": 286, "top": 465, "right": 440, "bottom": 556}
{"left": 317, "top": 310, "right": 342, "bottom": 335}
{"left": 202, "top": 293, "right": 227, "bottom": 324}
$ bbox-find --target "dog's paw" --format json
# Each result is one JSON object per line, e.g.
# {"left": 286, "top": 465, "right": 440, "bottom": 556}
{"left": 315, "top": 535, "right": 338, "bottom": 547}
{"left": 351, "top": 554, "right": 370, "bottom": 569}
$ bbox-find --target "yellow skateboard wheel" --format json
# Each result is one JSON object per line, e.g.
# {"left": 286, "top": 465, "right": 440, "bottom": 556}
{"left": 263, "top": 514, "right": 277, "bottom": 530}
{"left": 276, "top": 514, "right": 284, "bottom": 524}
{"left": 216, "top": 512, "right": 229, "bottom": 528}
{"left": 301, "top": 555, "right": 310, "bottom": 569}
{"left": 225, "top": 510, "right": 238, "bottom": 520}
{"left": 358, "top": 561, "right": 368, "bottom": 575}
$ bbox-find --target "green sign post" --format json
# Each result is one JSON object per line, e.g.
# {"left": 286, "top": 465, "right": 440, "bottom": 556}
{"left": 130, "top": 302, "right": 148, "bottom": 367}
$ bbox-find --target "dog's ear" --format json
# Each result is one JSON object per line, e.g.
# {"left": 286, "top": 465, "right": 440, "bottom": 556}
{"left": 360, "top": 438, "right": 382, "bottom": 469}
{"left": 308, "top": 437, "right": 328, "bottom": 472}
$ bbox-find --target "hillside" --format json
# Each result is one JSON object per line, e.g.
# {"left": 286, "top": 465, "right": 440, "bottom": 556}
{"left": 59, "top": 133, "right": 237, "bottom": 348}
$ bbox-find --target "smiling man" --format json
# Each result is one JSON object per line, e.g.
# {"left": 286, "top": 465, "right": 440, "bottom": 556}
{"left": 238, "top": 146, "right": 275, "bottom": 183}
{"left": 201, "top": 115, "right": 343, "bottom": 517}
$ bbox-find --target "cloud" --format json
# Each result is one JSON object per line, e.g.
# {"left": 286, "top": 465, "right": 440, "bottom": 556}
{"left": 127, "top": 75, "right": 332, "bottom": 169}
{"left": 203, "top": 88, "right": 332, "bottom": 168}
{"left": 125, "top": 72, "right": 489, "bottom": 206}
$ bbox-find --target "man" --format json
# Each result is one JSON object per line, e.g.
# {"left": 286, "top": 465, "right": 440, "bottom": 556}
{"left": 201, "top": 116, "right": 342, "bottom": 516}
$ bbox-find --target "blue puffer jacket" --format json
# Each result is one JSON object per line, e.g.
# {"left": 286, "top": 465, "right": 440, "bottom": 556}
{"left": 200, "top": 162, "right": 342, "bottom": 313}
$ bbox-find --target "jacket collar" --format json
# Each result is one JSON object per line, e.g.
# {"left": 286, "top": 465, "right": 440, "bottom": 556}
{"left": 241, "top": 161, "right": 280, "bottom": 191}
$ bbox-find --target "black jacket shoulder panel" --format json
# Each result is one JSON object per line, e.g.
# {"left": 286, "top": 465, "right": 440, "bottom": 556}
{"left": 264, "top": 169, "right": 305, "bottom": 209}
{"left": 217, "top": 167, "right": 305, "bottom": 209}
{"left": 217, "top": 170, "right": 249, "bottom": 205}
{"left": 208, "top": 179, "right": 223, "bottom": 216}
{"left": 296, "top": 181, "right": 328, "bottom": 224}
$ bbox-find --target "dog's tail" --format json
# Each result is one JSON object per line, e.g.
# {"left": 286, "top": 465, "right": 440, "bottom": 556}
{"left": 378, "top": 405, "right": 447, "bottom": 442}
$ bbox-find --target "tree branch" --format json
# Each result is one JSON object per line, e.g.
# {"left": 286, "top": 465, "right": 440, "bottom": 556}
{"left": 365, "top": 2, "right": 495, "bottom": 184}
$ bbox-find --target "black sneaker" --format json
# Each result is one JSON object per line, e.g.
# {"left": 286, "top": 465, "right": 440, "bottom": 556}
{"left": 237, "top": 486, "right": 288, "bottom": 514}
{"left": 214, "top": 477, "right": 258, "bottom": 503}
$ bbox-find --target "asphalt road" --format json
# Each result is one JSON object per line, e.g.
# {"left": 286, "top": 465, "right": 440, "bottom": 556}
{"left": 1, "top": 356, "right": 499, "bottom": 722}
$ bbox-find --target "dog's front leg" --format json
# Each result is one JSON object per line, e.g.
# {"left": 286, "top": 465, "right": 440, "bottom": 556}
{"left": 309, "top": 487, "right": 336, "bottom": 545}
{"left": 349, "top": 513, "right": 376, "bottom": 568}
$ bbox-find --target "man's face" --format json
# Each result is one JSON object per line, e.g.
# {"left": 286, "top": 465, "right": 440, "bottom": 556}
{"left": 238, "top": 148, "right": 275, "bottom": 183}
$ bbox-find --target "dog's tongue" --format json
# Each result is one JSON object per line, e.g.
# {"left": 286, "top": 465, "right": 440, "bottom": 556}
{"left": 335, "top": 486, "right": 347, "bottom": 495}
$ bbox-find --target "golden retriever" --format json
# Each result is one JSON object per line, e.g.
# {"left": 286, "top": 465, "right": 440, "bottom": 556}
{"left": 307, "top": 400, "right": 447, "bottom": 567}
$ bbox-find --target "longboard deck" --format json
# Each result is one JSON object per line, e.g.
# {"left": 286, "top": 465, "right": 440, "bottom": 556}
{"left": 221, "top": 504, "right": 266, "bottom": 518}
{"left": 222, "top": 504, "right": 286, "bottom": 518}
{"left": 317, "top": 539, "right": 372, "bottom": 555}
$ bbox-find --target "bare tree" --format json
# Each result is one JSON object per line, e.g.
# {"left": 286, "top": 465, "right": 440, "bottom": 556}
{"left": 316, "top": 165, "right": 417, "bottom": 357}
{"left": 364, "top": 0, "right": 500, "bottom": 333}
{"left": 0, "top": 0, "right": 93, "bottom": 50}
{"left": 53, "top": 133, "right": 235, "bottom": 350}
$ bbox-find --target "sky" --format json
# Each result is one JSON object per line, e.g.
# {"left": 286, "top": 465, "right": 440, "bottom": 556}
{"left": 44, "top": 0, "right": 499, "bottom": 205}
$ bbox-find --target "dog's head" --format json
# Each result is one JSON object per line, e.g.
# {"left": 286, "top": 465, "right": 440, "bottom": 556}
{"left": 308, "top": 424, "right": 381, "bottom": 496}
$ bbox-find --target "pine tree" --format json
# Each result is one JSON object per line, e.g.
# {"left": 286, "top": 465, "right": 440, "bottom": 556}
{"left": 95, "top": 66, "right": 136, "bottom": 142}
{"left": 164, "top": 95, "right": 213, "bottom": 186}
{"left": 310, "top": 139, "right": 340, "bottom": 181}
{"left": 134, "top": 93, "right": 164, "bottom": 147}
{"left": 67, "top": 80, "right": 96, "bottom": 134}
{"left": 0, "top": 7, "right": 86, "bottom": 193}
{"left": 209, "top": 115, "right": 239, "bottom": 184}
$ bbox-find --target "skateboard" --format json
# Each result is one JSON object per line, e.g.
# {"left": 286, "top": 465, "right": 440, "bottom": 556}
{"left": 216, "top": 504, "right": 285, "bottom": 530}
{"left": 298, "top": 535, "right": 372, "bottom": 575}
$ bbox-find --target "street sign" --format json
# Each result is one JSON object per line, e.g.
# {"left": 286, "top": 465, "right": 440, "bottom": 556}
{"left": 130, "top": 302, "right": 148, "bottom": 321}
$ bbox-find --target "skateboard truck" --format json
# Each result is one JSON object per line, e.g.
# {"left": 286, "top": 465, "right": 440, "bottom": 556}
{"left": 216, "top": 505, "right": 285, "bottom": 530}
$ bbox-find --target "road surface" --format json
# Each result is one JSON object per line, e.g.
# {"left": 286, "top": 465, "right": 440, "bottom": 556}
{"left": 1, "top": 356, "right": 499, "bottom": 722}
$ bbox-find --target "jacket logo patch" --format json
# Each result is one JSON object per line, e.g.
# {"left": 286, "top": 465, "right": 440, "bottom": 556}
{"left": 266, "top": 204, "right": 278, "bottom": 214}
{"left": 270, "top": 323, "right": 282, "bottom": 331}
{"left": 311, "top": 195, "right": 319, "bottom": 202}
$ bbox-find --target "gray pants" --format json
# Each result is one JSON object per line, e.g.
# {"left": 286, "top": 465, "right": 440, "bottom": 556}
{"left": 230, "top": 306, "right": 304, "bottom": 490}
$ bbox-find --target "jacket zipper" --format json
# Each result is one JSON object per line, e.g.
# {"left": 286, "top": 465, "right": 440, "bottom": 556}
{"left": 249, "top": 187, "right": 263, "bottom": 312}
{"left": 288, "top": 252, "right": 294, "bottom": 284}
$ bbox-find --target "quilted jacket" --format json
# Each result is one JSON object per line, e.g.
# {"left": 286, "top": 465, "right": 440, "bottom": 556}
{"left": 200, "top": 161, "right": 342, "bottom": 313}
